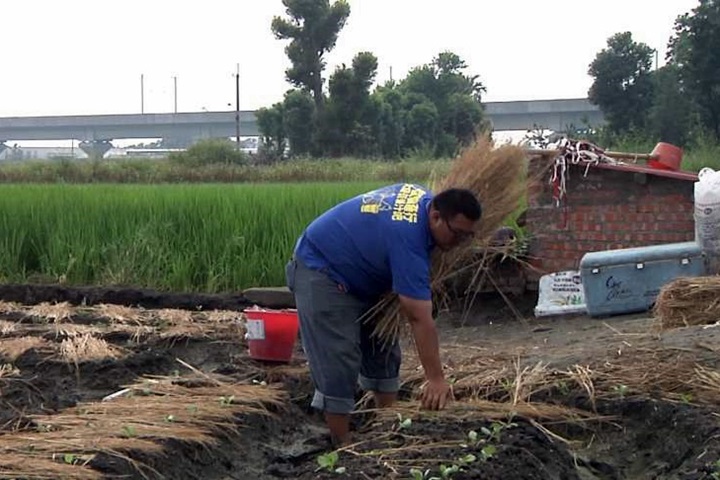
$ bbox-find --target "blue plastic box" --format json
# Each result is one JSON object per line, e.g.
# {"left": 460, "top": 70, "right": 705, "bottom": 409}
{"left": 580, "top": 242, "right": 705, "bottom": 317}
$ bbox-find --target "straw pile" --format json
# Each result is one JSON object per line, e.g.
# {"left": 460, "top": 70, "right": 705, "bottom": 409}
{"left": 387, "top": 340, "right": 720, "bottom": 421}
{"left": 27, "top": 301, "right": 75, "bottom": 323}
{"left": 0, "top": 374, "right": 286, "bottom": 479}
{"left": 653, "top": 276, "right": 720, "bottom": 330}
{"left": 0, "top": 336, "right": 51, "bottom": 361}
{"left": 365, "top": 136, "right": 529, "bottom": 345}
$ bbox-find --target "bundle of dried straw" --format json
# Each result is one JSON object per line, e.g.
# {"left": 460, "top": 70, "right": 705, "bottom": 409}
{"left": 364, "top": 136, "right": 529, "bottom": 346}
{"left": 653, "top": 276, "right": 720, "bottom": 329}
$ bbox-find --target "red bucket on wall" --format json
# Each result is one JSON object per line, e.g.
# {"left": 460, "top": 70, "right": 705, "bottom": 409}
{"left": 649, "top": 142, "right": 683, "bottom": 171}
{"left": 243, "top": 307, "right": 299, "bottom": 363}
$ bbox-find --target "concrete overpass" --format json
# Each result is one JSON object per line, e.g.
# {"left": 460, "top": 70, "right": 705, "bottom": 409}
{"left": 0, "top": 98, "right": 603, "bottom": 157}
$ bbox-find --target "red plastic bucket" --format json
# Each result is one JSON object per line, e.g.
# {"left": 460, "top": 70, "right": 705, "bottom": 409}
{"left": 649, "top": 142, "right": 683, "bottom": 171}
{"left": 243, "top": 307, "right": 299, "bottom": 362}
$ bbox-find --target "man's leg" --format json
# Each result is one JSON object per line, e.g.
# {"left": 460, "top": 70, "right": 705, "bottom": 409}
{"left": 290, "top": 259, "right": 366, "bottom": 446}
{"left": 358, "top": 318, "right": 402, "bottom": 409}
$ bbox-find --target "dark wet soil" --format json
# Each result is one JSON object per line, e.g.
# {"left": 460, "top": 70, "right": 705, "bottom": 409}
{"left": 0, "top": 283, "right": 252, "bottom": 311}
{"left": 1, "top": 286, "right": 719, "bottom": 479}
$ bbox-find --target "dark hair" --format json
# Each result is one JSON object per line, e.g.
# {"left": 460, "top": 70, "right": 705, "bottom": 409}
{"left": 431, "top": 188, "right": 482, "bottom": 221}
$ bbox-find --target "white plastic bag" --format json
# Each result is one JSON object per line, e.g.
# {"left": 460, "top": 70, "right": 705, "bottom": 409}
{"left": 534, "top": 270, "right": 587, "bottom": 317}
{"left": 694, "top": 167, "right": 720, "bottom": 261}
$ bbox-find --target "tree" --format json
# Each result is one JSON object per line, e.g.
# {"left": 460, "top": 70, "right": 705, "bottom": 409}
{"left": 648, "top": 65, "right": 693, "bottom": 146}
{"left": 316, "top": 52, "right": 380, "bottom": 157}
{"left": 373, "top": 85, "right": 405, "bottom": 158}
{"left": 404, "top": 102, "right": 440, "bottom": 152}
{"left": 669, "top": 0, "right": 720, "bottom": 138}
{"left": 588, "top": 32, "right": 656, "bottom": 133}
{"left": 283, "top": 90, "right": 316, "bottom": 156}
{"left": 398, "top": 51, "right": 485, "bottom": 156}
{"left": 256, "top": 102, "right": 286, "bottom": 159}
{"left": 271, "top": 0, "right": 351, "bottom": 110}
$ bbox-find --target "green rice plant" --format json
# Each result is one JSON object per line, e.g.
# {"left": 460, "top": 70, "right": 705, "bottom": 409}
{"left": 0, "top": 182, "right": 382, "bottom": 293}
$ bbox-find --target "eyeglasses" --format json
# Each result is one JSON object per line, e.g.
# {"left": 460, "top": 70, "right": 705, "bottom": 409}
{"left": 445, "top": 219, "right": 475, "bottom": 241}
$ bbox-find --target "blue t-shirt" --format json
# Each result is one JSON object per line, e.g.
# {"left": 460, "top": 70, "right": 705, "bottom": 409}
{"left": 294, "top": 183, "right": 435, "bottom": 302}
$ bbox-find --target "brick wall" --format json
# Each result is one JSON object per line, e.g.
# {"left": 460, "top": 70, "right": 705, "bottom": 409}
{"left": 525, "top": 154, "right": 697, "bottom": 284}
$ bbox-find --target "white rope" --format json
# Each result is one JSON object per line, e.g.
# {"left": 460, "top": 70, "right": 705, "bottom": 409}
{"left": 551, "top": 139, "right": 621, "bottom": 206}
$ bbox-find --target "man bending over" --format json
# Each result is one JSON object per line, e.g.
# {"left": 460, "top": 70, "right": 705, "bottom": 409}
{"left": 286, "top": 183, "right": 482, "bottom": 446}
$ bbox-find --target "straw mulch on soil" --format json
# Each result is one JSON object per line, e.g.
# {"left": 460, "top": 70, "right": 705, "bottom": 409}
{"left": 381, "top": 340, "right": 720, "bottom": 424}
{"left": 366, "top": 136, "right": 530, "bottom": 346}
{"left": 0, "top": 374, "right": 286, "bottom": 479}
{"left": 0, "top": 304, "right": 246, "bottom": 352}
{"left": 653, "top": 276, "right": 720, "bottom": 330}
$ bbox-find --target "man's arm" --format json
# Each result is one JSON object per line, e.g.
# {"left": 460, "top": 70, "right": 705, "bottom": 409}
{"left": 398, "top": 294, "right": 451, "bottom": 410}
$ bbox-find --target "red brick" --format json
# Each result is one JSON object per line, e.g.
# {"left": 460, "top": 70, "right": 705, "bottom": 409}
{"left": 602, "top": 212, "right": 616, "bottom": 222}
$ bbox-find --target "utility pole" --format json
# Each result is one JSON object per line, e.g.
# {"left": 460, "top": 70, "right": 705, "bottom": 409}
{"left": 141, "top": 74, "right": 145, "bottom": 114}
{"left": 173, "top": 76, "right": 178, "bottom": 114}
{"left": 235, "top": 63, "right": 241, "bottom": 151}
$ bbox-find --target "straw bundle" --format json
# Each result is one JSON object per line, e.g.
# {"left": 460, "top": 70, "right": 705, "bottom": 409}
{"left": 153, "top": 308, "right": 194, "bottom": 324}
{"left": 0, "top": 336, "right": 50, "bottom": 361}
{"left": 57, "top": 334, "right": 123, "bottom": 363}
{"left": 27, "top": 302, "right": 75, "bottom": 323}
{"left": 377, "top": 399, "right": 597, "bottom": 424}
{"left": 0, "top": 319, "right": 18, "bottom": 335}
{"left": 0, "top": 457, "right": 105, "bottom": 480}
{"left": 0, "top": 362, "right": 20, "bottom": 378}
{"left": 653, "top": 276, "right": 720, "bottom": 329}
{"left": 365, "top": 136, "right": 529, "bottom": 345}
{"left": 0, "top": 300, "right": 22, "bottom": 315}
{"left": 157, "top": 310, "right": 244, "bottom": 342}
{"left": 93, "top": 303, "right": 148, "bottom": 325}
{"left": 51, "top": 323, "right": 102, "bottom": 339}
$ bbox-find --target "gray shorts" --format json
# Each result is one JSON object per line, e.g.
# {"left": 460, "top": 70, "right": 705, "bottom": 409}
{"left": 285, "top": 258, "right": 401, "bottom": 415}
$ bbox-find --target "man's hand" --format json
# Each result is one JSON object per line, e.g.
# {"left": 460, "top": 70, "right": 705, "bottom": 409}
{"left": 421, "top": 377, "right": 452, "bottom": 410}
{"left": 398, "top": 295, "right": 452, "bottom": 411}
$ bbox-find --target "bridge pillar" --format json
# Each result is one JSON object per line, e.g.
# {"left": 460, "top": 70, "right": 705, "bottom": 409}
{"left": 0, "top": 142, "right": 6, "bottom": 157}
{"left": 79, "top": 140, "right": 113, "bottom": 160}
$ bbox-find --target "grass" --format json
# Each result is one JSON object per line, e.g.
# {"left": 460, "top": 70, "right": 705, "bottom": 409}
{"left": 0, "top": 157, "right": 451, "bottom": 184}
{"left": 0, "top": 183, "right": 389, "bottom": 293}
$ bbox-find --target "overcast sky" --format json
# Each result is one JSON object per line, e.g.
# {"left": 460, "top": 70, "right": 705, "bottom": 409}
{"left": 0, "top": 0, "right": 699, "bottom": 118}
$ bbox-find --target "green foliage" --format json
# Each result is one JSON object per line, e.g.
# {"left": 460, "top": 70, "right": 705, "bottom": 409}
{"left": 0, "top": 157, "right": 450, "bottom": 184}
{"left": 588, "top": 31, "right": 655, "bottom": 134}
{"left": 316, "top": 51, "right": 381, "bottom": 157}
{"left": 0, "top": 182, "right": 381, "bottom": 293}
{"left": 379, "top": 51, "right": 485, "bottom": 158}
{"left": 647, "top": 65, "right": 694, "bottom": 145}
{"left": 283, "top": 90, "right": 316, "bottom": 156}
{"left": 271, "top": 0, "right": 351, "bottom": 108}
{"left": 316, "top": 451, "right": 345, "bottom": 474}
{"left": 709, "top": 459, "right": 720, "bottom": 480}
{"left": 395, "top": 413, "right": 413, "bottom": 430}
{"left": 612, "top": 384, "right": 629, "bottom": 399}
{"left": 256, "top": 102, "right": 287, "bottom": 161}
{"left": 266, "top": 1, "right": 484, "bottom": 160}
{"left": 168, "top": 138, "right": 248, "bottom": 167}
{"left": 669, "top": 0, "right": 720, "bottom": 139}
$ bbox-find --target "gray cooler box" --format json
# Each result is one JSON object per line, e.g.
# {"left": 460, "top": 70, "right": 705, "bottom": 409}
{"left": 580, "top": 242, "right": 705, "bottom": 317}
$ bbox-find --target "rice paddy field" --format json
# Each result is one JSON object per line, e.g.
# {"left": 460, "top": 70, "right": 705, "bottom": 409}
{"left": 0, "top": 182, "right": 385, "bottom": 292}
